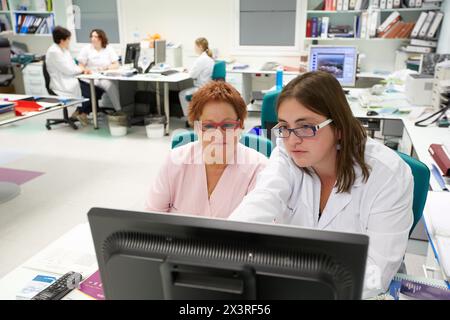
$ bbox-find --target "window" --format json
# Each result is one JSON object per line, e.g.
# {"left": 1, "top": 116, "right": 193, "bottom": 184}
{"left": 235, "top": 0, "right": 302, "bottom": 53}
{"left": 71, "top": 0, "right": 121, "bottom": 44}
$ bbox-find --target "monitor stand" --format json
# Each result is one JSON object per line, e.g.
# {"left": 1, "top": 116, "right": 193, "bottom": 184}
{"left": 0, "top": 182, "right": 20, "bottom": 204}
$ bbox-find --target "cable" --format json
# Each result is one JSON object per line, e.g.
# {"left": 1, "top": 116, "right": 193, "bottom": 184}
{"left": 415, "top": 104, "right": 450, "bottom": 127}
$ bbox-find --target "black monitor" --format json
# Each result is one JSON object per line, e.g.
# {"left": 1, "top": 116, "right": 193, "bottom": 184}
{"left": 88, "top": 208, "right": 369, "bottom": 300}
{"left": 125, "top": 43, "right": 141, "bottom": 70}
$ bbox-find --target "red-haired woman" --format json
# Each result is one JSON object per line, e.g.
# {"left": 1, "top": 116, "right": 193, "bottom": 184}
{"left": 145, "top": 81, "right": 268, "bottom": 219}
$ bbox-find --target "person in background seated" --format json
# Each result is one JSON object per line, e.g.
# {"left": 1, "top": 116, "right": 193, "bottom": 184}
{"left": 179, "top": 37, "right": 215, "bottom": 118}
{"left": 145, "top": 81, "right": 268, "bottom": 219}
{"left": 229, "top": 71, "right": 414, "bottom": 298}
{"left": 46, "top": 26, "right": 87, "bottom": 99}
{"left": 74, "top": 29, "right": 121, "bottom": 126}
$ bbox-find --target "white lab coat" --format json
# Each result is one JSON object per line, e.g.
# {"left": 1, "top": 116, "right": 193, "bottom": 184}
{"left": 229, "top": 138, "right": 414, "bottom": 299}
{"left": 179, "top": 52, "right": 215, "bottom": 116}
{"left": 45, "top": 44, "right": 82, "bottom": 98}
{"left": 77, "top": 45, "right": 122, "bottom": 111}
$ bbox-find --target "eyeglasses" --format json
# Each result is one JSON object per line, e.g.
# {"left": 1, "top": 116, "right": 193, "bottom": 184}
{"left": 199, "top": 120, "right": 241, "bottom": 132}
{"left": 273, "top": 119, "right": 333, "bottom": 139}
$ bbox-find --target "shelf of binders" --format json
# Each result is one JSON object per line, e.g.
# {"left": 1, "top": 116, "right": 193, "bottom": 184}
{"left": 13, "top": 12, "right": 55, "bottom": 35}
{"left": 307, "top": 7, "right": 442, "bottom": 13}
{"left": 305, "top": 37, "right": 410, "bottom": 40}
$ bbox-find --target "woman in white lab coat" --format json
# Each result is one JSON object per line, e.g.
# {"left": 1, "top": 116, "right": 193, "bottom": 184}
{"left": 229, "top": 71, "right": 414, "bottom": 298}
{"left": 179, "top": 37, "right": 215, "bottom": 118}
{"left": 75, "top": 29, "right": 121, "bottom": 125}
{"left": 45, "top": 26, "right": 87, "bottom": 100}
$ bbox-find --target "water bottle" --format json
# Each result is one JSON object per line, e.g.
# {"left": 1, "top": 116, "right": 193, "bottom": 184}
{"left": 276, "top": 67, "right": 284, "bottom": 91}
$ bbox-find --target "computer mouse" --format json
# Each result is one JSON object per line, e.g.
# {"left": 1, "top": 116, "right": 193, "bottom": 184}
{"left": 367, "top": 111, "right": 379, "bottom": 116}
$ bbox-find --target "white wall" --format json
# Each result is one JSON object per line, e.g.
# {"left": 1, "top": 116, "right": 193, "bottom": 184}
{"left": 438, "top": 0, "right": 450, "bottom": 54}
{"left": 119, "top": 0, "right": 303, "bottom": 69}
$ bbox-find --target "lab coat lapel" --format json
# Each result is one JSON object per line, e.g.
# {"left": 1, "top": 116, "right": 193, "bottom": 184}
{"left": 318, "top": 190, "right": 352, "bottom": 230}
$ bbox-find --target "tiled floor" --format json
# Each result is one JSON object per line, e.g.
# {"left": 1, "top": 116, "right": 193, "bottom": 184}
{"left": 0, "top": 108, "right": 429, "bottom": 279}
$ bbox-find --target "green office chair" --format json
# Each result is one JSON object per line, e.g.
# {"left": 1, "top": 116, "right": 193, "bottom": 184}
{"left": 212, "top": 60, "right": 226, "bottom": 81}
{"left": 397, "top": 152, "right": 431, "bottom": 236}
{"left": 171, "top": 131, "right": 273, "bottom": 158}
{"left": 185, "top": 60, "right": 227, "bottom": 102}
{"left": 249, "top": 90, "right": 281, "bottom": 138}
{"left": 261, "top": 90, "right": 280, "bottom": 130}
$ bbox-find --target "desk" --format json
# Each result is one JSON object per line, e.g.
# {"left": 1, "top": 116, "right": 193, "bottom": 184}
{"left": 347, "top": 89, "right": 450, "bottom": 192}
{"left": 0, "top": 94, "right": 86, "bottom": 204}
{"left": 78, "top": 71, "right": 191, "bottom": 134}
{"left": 0, "top": 223, "right": 97, "bottom": 300}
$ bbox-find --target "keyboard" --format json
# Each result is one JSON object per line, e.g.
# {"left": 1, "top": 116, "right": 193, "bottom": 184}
{"left": 161, "top": 70, "right": 179, "bottom": 76}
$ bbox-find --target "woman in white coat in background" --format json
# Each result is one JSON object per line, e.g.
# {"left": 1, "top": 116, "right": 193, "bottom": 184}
{"left": 229, "top": 71, "right": 414, "bottom": 299}
{"left": 179, "top": 37, "right": 215, "bottom": 118}
{"left": 45, "top": 26, "right": 87, "bottom": 99}
{"left": 74, "top": 29, "right": 121, "bottom": 125}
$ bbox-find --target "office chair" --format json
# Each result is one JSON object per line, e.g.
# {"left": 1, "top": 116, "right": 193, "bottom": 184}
{"left": 248, "top": 90, "right": 281, "bottom": 140}
{"left": 43, "top": 58, "right": 79, "bottom": 130}
{"left": 0, "top": 37, "right": 15, "bottom": 87}
{"left": 185, "top": 60, "right": 228, "bottom": 103}
{"left": 396, "top": 152, "right": 431, "bottom": 237}
{"left": 211, "top": 60, "right": 226, "bottom": 82}
{"left": 171, "top": 131, "right": 273, "bottom": 158}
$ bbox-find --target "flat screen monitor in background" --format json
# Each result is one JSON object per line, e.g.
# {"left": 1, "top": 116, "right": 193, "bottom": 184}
{"left": 88, "top": 208, "right": 369, "bottom": 300}
{"left": 154, "top": 39, "right": 166, "bottom": 65}
{"left": 124, "top": 43, "right": 141, "bottom": 70}
{"left": 309, "top": 45, "right": 358, "bottom": 87}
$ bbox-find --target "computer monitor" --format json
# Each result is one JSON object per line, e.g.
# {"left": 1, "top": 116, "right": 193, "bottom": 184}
{"left": 309, "top": 45, "right": 358, "bottom": 87}
{"left": 125, "top": 43, "right": 141, "bottom": 69}
{"left": 154, "top": 39, "right": 166, "bottom": 65}
{"left": 88, "top": 208, "right": 369, "bottom": 300}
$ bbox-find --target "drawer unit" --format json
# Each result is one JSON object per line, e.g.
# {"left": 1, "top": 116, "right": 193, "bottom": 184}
{"left": 22, "top": 62, "right": 49, "bottom": 96}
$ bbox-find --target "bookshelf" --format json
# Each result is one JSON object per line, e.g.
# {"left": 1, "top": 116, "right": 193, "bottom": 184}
{"left": 305, "top": 0, "right": 444, "bottom": 41}
{"left": 0, "top": 0, "right": 55, "bottom": 36}
{"left": 304, "top": 0, "right": 446, "bottom": 72}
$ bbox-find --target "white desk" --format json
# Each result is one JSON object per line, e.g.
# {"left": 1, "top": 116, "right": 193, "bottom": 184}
{"left": 0, "top": 224, "right": 97, "bottom": 300}
{"left": 78, "top": 71, "right": 191, "bottom": 134}
{"left": 0, "top": 94, "right": 86, "bottom": 204}
{"left": 347, "top": 89, "right": 450, "bottom": 192}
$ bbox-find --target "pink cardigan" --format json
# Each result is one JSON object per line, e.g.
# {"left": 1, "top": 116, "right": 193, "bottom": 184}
{"left": 145, "top": 141, "right": 268, "bottom": 219}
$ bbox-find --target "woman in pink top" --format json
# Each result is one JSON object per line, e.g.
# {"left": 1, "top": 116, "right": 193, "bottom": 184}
{"left": 145, "top": 81, "right": 268, "bottom": 218}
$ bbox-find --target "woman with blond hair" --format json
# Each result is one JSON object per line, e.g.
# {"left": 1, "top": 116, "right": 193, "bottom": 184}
{"left": 179, "top": 37, "right": 215, "bottom": 117}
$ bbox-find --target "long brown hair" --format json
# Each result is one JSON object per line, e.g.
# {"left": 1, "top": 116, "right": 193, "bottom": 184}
{"left": 195, "top": 37, "right": 213, "bottom": 58}
{"left": 90, "top": 29, "right": 109, "bottom": 48}
{"left": 277, "top": 71, "right": 370, "bottom": 193}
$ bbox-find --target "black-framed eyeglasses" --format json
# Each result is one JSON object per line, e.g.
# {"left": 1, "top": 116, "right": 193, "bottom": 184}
{"left": 273, "top": 119, "right": 333, "bottom": 139}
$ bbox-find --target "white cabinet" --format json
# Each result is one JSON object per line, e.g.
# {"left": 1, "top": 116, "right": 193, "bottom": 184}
{"left": 22, "top": 62, "right": 49, "bottom": 96}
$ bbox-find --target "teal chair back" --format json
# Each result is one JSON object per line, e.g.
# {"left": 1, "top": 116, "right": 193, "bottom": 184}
{"left": 171, "top": 131, "right": 273, "bottom": 158}
{"left": 212, "top": 60, "right": 226, "bottom": 81}
{"left": 397, "top": 152, "right": 430, "bottom": 236}
{"left": 261, "top": 90, "right": 280, "bottom": 130}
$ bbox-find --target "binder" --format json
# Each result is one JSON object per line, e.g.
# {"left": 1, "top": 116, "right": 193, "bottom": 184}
{"left": 380, "top": 0, "right": 387, "bottom": 8}
{"left": 411, "top": 12, "right": 428, "bottom": 38}
{"left": 415, "top": 0, "right": 423, "bottom": 7}
{"left": 321, "top": 17, "right": 329, "bottom": 38}
{"left": 429, "top": 144, "right": 450, "bottom": 177}
{"left": 377, "top": 11, "right": 400, "bottom": 35}
{"left": 349, "top": 0, "right": 356, "bottom": 9}
{"left": 387, "top": 0, "right": 394, "bottom": 8}
{"left": 427, "top": 12, "right": 444, "bottom": 39}
{"left": 343, "top": 0, "right": 349, "bottom": 10}
{"left": 419, "top": 11, "right": 436, "bottom": 38}
{"left": 337, "top": 0, "right": 344, "bottom": 10}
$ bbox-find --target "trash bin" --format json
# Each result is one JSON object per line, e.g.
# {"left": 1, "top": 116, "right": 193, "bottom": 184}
{"left": 107, "top": 112, "right": 128, "bottom": 137}
{"left": 145, "top": 115, "right": 166, "bottom": 139}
